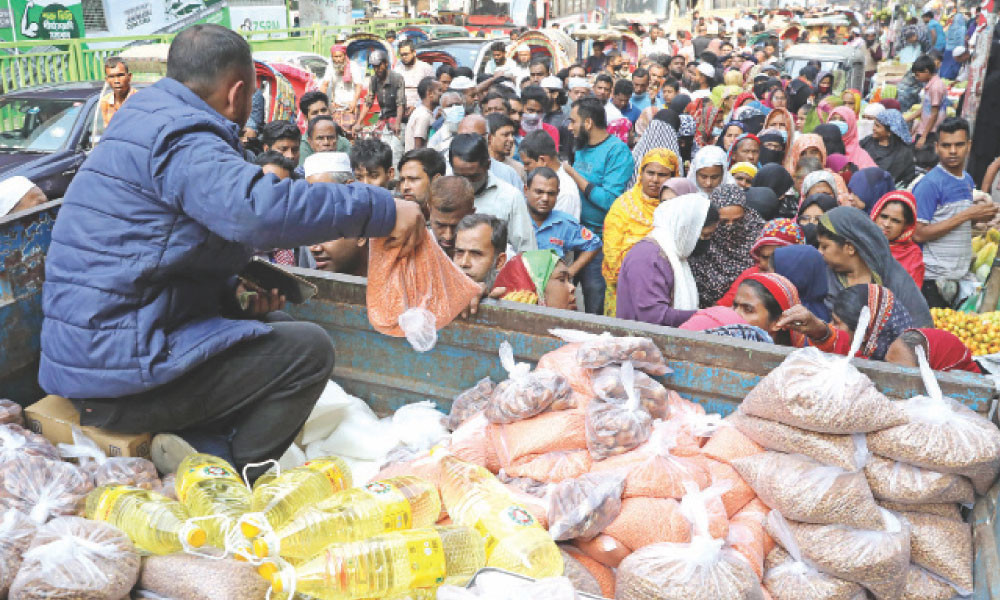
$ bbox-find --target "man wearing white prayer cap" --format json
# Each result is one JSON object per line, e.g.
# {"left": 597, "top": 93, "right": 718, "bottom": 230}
{"left": 0, "top": 176, "right": 47, "bottom": 217}
{"left": 449, "top": 76, "right": 480, "bottom": 114}
{"left": 567, "top": 77, "right": 591, "bottom": 103}
{"left": 689, "top": 62, "right": 715, "bottom": 101}
{"left": 304, "top": 152, "right": 354, "bottom": 183}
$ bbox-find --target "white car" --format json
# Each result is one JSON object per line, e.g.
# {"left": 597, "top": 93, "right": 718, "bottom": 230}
{"left": 253, "top": 51, "right": 332, "bottom": 82}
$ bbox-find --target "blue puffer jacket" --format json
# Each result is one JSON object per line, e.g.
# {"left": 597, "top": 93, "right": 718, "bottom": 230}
{"left": 39, "top": 78, "right": 396, "bottom": 399}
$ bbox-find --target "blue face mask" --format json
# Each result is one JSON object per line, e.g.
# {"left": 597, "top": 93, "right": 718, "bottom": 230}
{"left": 778, "top": 130, "right": 788, "bottom": 142}
{"left": 712, "top": 127, "right": 723, "bottom": 137}
{"left": 833, "top": 120, "right": 849, "bottom": 136}
{"left": 443, "top": 105, "right": 465, "bottom": 124}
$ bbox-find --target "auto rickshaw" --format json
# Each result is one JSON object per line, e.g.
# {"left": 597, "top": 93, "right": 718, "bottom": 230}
{"left": 571, "top": 27, "right": 640, "bottom": 68}
{"left": 507, "top": 29, "right": 576, "bottom": 74}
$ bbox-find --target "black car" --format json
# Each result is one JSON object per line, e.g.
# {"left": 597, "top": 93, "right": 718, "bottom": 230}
{"left": 0, "top": 81, "right": 105, "bottom": 200}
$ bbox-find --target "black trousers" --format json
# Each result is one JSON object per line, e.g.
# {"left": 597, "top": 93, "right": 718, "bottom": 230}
{"left": 77, "top": 312, "right": 334, "bottom": 470}
{"left": 922, "top": 279, "right": 952, "bottom": 309}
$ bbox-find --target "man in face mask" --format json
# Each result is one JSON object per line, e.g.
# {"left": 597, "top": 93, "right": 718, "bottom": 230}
{"left": 449, "top": 76, "right": 479, "bottom": 115}
{"left": 426, "top": 91, "right": 464, "bottom": 152}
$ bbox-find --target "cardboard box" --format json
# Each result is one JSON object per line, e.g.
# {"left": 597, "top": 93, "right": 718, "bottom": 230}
{"left": 24, "top": 395, "right": 151, "bottom": 459}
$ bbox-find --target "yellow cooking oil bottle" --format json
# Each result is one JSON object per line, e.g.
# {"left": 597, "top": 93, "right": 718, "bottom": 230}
{"left": 175, "top": 453, "right": 252, "bottom": 555}
{"left": 84, "top": 485, "right": 206, "bottom": 555}
{"left": 241, "top": 457, "right": 353, "bottom": 538}
{"left": 254, "top": 476, "right": 441, "bottom": 560}
{"left": 270, "top": 525, "right": 485, "bottom": 600}
{"left": 433, "top": 449, "right": 563, "bottom": 578}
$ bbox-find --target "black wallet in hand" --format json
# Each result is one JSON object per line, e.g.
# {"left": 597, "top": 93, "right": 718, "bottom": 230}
{"left": 239, "top": 257, "right": 318, "bottom": 305}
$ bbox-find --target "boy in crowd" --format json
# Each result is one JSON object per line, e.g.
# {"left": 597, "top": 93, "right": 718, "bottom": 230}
{"left": 254, "top": 150, "right": 297, "bottom": 180}
{"left": 428, "top": 176, "right": 476, "bottom": 257}
{"left": 349, "top": 139, "right": 395, "bottom": 188}
{"left": 485, "top": 113, "right": 525, "bottom": 182}
{"left": 524, "top": 166, "right": 601, "bottom": 283}
{"left": 260, "top": 120, "right": 301, "bottom": 165}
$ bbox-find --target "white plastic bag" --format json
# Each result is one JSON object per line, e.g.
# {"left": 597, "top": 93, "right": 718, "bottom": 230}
{"left": 0, "top": 424, "right": 59, "bottom": 462}
{"left": 591, "top": 365, "right": 670, "bottom": 419}
{"left": 585, "top": 362, "right": 653, "bottom": 460}
{"left": 550, "top": 328, "right": 670, "bottom": 376}
{"left": 0, "top": 455, "right": 93, "bottom": 524}
{"left": 448, "top": 377, "right": 496, "bottom": 430}
{"left": 547, "top": 470, "right": 626, "bottom": 541}
{"left": 486, "top": 341, "right": 571, "bottom": 424}
{"left": 438, "top": 575, "right": 579, "bottom": 600}
{"left": 387, "top": 401, "right": 449, "bottom": 450}
{"left": 398, "top": 306, "right": 437, "bottom": 352}
{"left": 59, "top": 427, "right": 158, "bottom": 490}
{"left": 299, "top": 381, "right": 358, "bottom": 447}
{"left": 0, "top": 509, "right": 36, "bottom": 597}
{"left": 305, "top": 395, "right": 394, "bottom": 461}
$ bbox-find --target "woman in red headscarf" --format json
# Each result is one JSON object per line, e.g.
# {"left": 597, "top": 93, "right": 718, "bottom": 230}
{"left": 731, "top": 272, "right": 806, "bottom": 346}
{"left": 869, "top": 190, "right": 924, "bottom": 288}
{"left": 886, "top": 328, "right": 982, "bottom": 373}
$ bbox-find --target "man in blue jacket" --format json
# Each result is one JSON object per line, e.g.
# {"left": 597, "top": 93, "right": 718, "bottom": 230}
{"left": 38, "top": 25, "right": 425, "bottom": 474}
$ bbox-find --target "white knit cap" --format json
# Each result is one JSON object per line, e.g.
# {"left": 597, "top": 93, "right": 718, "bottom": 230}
{"left": 567, "top": 77, "right": 590, "bottom": 90}
{"left": 303, "top": 152, "right": 351, "bottom": 178}
{"left": 540, "top": 76, "right": 564, "bottom": 89}
{"left": 696, "top": 62, "right": 715, "bottom": 79}
{"left": 0, "top": 176, "right": 36, "bottom": 216}
{"left": 449, "top": 76, "right": 475, "bottom": 91}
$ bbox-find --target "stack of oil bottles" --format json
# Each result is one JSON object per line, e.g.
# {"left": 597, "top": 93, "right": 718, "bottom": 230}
{"left": 82, "top": 449, "right": 563, "bottom": 599}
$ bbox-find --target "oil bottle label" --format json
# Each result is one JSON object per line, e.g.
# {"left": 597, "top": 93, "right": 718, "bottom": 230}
{"left": 95, "top": 486, "right": 132, "bottom": 521}
{"left": 304, "top": 461, "right": 346, "bottom": 492}
{"left": 473, "top": 505, "right": 536, "bottom": 557}
{"left": 399, "top": 529, "right": 447, "bottom": 588}
{"left": 176, "top": 463, "right": 240, "bottom": 503}
{"left": 363, "top": 481, "right": 412, "bottom": 532}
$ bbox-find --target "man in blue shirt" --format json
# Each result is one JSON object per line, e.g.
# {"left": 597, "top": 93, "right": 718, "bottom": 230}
{"left": 923, "top": 11, "right": 947, "bottom": 52}
{"left": 526, "top": 167, "right": 601, "bottom": 282}
{"left": 611, "top": 79, "right": 641, "bottom": 124}
{"left": 562, "top": 97, "right": 634, "bottom": 313}
{"left": 630, "top": 67, "right": 652, "bottom": 114}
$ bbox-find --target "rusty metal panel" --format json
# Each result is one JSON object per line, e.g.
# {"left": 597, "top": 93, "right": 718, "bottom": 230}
{"left": 974, "top": 479, "right": 1000, "bottom": 599}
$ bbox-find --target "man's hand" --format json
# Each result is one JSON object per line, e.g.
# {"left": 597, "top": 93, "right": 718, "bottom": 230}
{"left": 915, "top": 135, "right": 926, "bottom": 149}
{"left": 461, "top": 285, "right": 506, "bottom": 319}
{"left": 385, "top": 198, "right": 426, "bottom": 257}
{"left": 237, "top": 281, "right": 285, "bottom": 317}
{"left": 965, "top": 201, "right": 1000, "bottom": 224}
{"left": 775, "top": 304, "right": 828, "bottom": 340}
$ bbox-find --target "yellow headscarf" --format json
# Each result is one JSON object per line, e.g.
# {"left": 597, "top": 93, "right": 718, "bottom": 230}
{"left": 723, "top": 69, "right": 744, "bottom": 87}
{"left": 602, "top": 148, "right": 679, "bottom": 317}
{"left": 730, "top": 162, "right": 758, "bottom": 178}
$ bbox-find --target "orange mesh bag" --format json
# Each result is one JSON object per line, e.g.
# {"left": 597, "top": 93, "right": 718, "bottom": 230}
{"left": 604, "top": 497, "right": 692, "bottom": 551}
{"left": 491, "top": 408, "right": 587, "bottom": 468}
{"left": 563, "top": 545, "right": 616, "bottom": 598}
{"left": 366, "top": 236, "right": 481, "bottom": 350}
{"left": 573, "top": 533, "right": 631, "bottom": 569}
{"left": 702, "top": 420, "right": 765, "bottom": 465}
{"left": 701, "top": 457, "right": 756, "bottom": 518}
{"left": 537, "top": 342, "right": 595, "bottom": 397}
{"left": 504, "top": 450, "right": 593, "bottom": 483}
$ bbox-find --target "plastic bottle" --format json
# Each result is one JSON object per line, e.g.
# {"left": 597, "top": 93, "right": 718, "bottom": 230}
{"left": 433, "top": 449, "right": 563, "bottom": 578}
{"left": 270, "top": 525, "right": 485, "bottom": 600}
{"left": 175, "top": 453, "right": 252, "bottom": 553}
{"left": 84, "top": 485, "right": 206, "bottom": 555}
{"left": 242, "top": 456, "right": 353, "bottom": 538}
{"left": 255, "top": 476, "right": 442, "bottom": 560}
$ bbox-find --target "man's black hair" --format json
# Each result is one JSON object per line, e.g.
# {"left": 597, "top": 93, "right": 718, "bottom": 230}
{"left": 398, "top": 148, "right": 446, "bottom": 178}
{"left": 449, "top": 134, "right": 490, "bottom": 167}
{"left": 526, "top": 166, "right": 559, "bottom": 187}
{"left": 254, "top": 150, "right": 297, "bottom": 173}
{"left": 306, "top": 114, "right": 335, "bottom": 140}
{"left": 613, "top": 78, "right": 634, "bottom": 97}
{"left": 482, "top": 92, "right": 510, "bottom": 112}
{"left": 520, "top": 85, "right": 551, "bottom": 113}
{"left": 385, "top": 29, "right": 397, "bottom": 38}
{"left": 922, "top": 10, "right": 934, "bottom": 18}
{"left": 632, "top": 66, "right": 649, "bottom": 79}
{"left": 606, "top": 49, "right": 621, "bottom": 59}
{"left": 529, "top": 58, "right": 550, "bottom": 73}
{"left": 519, "top": 129, "right": 557, "bottom": 160}
{"left": 349, "top": 138, "right": 393, "bottom": 172}
{"left": 912, "top": 54, "right": 937, "bottom": 74}
{"left": 454, "top": 66, "right": 474, "bottom": 79}
{"left": 594, "top": 73, "right": 613, "bottom": 87}
{"left": 167, "top": 24, "right": 253, "bottom": 97}
{"left": 104, "top": 56, "right": 128, "bottom": 72}
{"left": 938, "top": 116, "right": 970, "bottom": 138}
{"left": 456, "top": 213, "right": 507, "bottom": 254}
{"left": 573, "top": 96, "right": 607, "bottom": 129}
{"left": 299, "top": 90, "right": 329, "bottom": 115}
{"left": 417, "top": 76, "right": 438, "bottom": 100}
{"left": 490, "top": 41, "right": 507, "bottom": 53}
{"left": 436, "top": 64, "right": 456, "bottom": 78}
{"left": 662, "top": 78, "right": 680, "bottom": 92}
{"left": 397, "top": 38, "right": 415, "bottom": 52}
{"left": 260, "top": 120, "right": 301, "bottom": 146}
{"left": 485, "top": 113, "right": 516, "bottom": 135}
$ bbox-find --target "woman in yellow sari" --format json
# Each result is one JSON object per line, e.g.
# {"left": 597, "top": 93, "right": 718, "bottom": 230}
{"left": 602, "top": 148, "right": 680, "bottom": 317}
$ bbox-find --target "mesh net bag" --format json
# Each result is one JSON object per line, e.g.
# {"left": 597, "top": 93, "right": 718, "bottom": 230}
{"left": 701, "top": 458, "right": 757, "bottom": 518}
{"left": 741, "top": 311, "right": 906, "bottom": 434}
{"left": 765, "top": 509, "right": 911, "bottom": 600}
{"left": 763, "top": 545, "right": 866, "bottom": 599}
{"left": 548, "top": 471, "right": 626, "bottom": 541}
{"left": 0, "top": 455, "right": 93, "bottom": 524}
{"left": 0, "top": 400, "right": 23, "bottom": 427}
{"left": 731, "top": 451, "right": 882, "bottom": 529}
{"left": 9, "top": 516, "right": 140, "bottom": 600}
{"left": 447, "top": 377, "right": 495, "bottom": 431}
{"left": 901, "top": 564, "right": 957, "bottom": 600}
{"left": 486, "top": 342, "right": 571, "bottom": 424}
{"left": 592, "top": 366, "right": 670, "bottom": 419}
{"left": 864, "top": 455, "right": 974, "bottom": 505}
{"left": 729, "top": 410, "right": 868, "bottom": 472}
{"left": 0, "top": 509, "right": 36, "bottom": 597}
{"left": 604, "top": 497, "right": 691, "bottom": 551}
{"left": 586, "top": 363, "right": 652, "bottom": 460}
{"left": 0, "top": 424, "right": 59, "bottom": 462}
{"left": 900, "top": 510, "right": 973, "bottom": 594}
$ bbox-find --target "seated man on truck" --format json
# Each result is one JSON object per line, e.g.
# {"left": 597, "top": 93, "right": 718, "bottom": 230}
{"left": 37, "top": 24, "right": 425, "bottom": 475}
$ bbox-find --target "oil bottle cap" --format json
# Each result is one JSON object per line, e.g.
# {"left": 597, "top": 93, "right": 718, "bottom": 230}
{"left": 185, "top": 526, "right": 207, "bottom": 548}
{"left": 241, "top": 520, "right": 261, "bottom": 539}
{"left": 257, "top": 561, "right": 278, "bottom": 581}
{"left": 253, "top": 537, "right": 270, "bottom": 558}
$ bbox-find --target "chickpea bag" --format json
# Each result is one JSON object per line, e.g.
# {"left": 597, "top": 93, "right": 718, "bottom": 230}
{"left": 729, "top": 409, "right": 869, "bottom": 472}
{"left": 762, "top": 512, "right": 866, "bottom": 600}
{"left": 900, "top": 510, "right": 973, "bottom": 594}
{"left": 548, "top": 470, "right": 626, "bottom": 541}
{"left": 864, "top": 455, "right": 974, "bottom": 506}
{"left": 486, "top": 342, "right": 571, "bottom": 424}
{"left": 586, "top": 362, "right": 653, "bottom": 460}
{"left": 366, "top": 235, "right": 481, "bottom": 351}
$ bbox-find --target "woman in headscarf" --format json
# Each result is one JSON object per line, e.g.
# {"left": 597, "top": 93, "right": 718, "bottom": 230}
{"left": 690, "top": 184, "right": 766, "bottom": 307}
{"left": 745, "top": 186, "right": 780, "bottom": 220}
{"left": 604, "top": 148, "right": 681, "bottom": 317}
{"left": 886, "top": 328, "right": 982, "bottom": 373}
{"left": 847, "top": 167, "right": 895, "bottom": 213}
{"left": 753, "top": 163, "right": 796, "bottom": 218}
{"left": 616, "top": 195, "right": 720, "bottom": 325}
{"left": 765, "top": 87, "right": 789, "bottom": 111}
{"left": 732, "top": 105, "right": 766, "bottom": 134}
{"left": 762, "top": 107, "right": 795, "bottom": 146}
{"left": 757, "top": 129, "right": 786, "bottom": 166}
{"left": 828, "top": 106, "right": 877, "bottom": 169}
{"left": 711, "top": 85, "right": 743, "bottom": 117}
{"left": 732, "top": 272, "right": 804, "bottom": 346}
{"left": 717, "top": 218, "right": 805, "bottom": 307}
{"left": 730, "top": 162, "right": 758, "bottom": 189}
{"left": 800, "top": 168, "right": 851, "bottom": 206}
{"left": 772, "top": 244, "right": 831, "bottom": 321}
{"left": 813, "top": 123, "right": 846, "bottom": 157}
{"left": 688, "top": 145, "right": 734, "bottom": 196}
{"left": 677, "top": 114, "right": 699, "bottom": 167}
{"left": 724, "top": 69, "right": 744, "bottom": 87}
{"left": 779, "top": 283, "right": 913, "bottom": 361}
{"left": 669, "top": 94, "right": 692, "bottom": 115}
{"left": 729, "top": 134, "right": 761, "bottom": 166}
{"left": 690, "top": 98, "right": 721, "bottom": 148}
{"left": 717, "top": 121, "right": 746, "bottom": 152}
{"left": 784, "top": 133, "right": 827, "bottom": 174}
{"left": 661, "top": 177, "right": 699, "bottom": 200}
{"left": 841, "top": 88, "right": 863, "bottom": 115}
{"left": 817, "top": 206, "right": 933, "bottom": 327}
{"left": 826, "top": 153, "right": 855, "bottom": 185}
{"left": 627, "top": 117, "right": 683, "bottom": 188}
{"left": 814, "top": 71, "right": 835, "bottom": 98}
{"left": 493, "top": 249, "right": 577, "bottom": 310}
{"left": 679, "top": 306, "right": 747, "bottom": 331}
{"left": 797, "top": 192, "right": 839, "bottom": 245}
{"left": 860, "top": 109, "right": 915, "bottom": 185}
{"left": 870, "top": 190, "right": 924, "bottom": 288}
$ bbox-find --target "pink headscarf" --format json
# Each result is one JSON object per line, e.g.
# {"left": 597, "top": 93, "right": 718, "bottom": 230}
{"left": 330, "top": 44, "right": 352, "bottom": 84}
{"left": 679, "top": 306, "right": 747, "bottom": 331}
{"left": 829, "top": 106, "right": 876, "bottom": 169}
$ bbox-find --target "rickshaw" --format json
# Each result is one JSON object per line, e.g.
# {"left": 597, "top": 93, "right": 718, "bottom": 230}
{"left": 571, "top": 27, "right": 640, "bottom": 68}
{"left": 506, "top": 29, "right": 576, "bottom": 74}
{"left": 254, "top": 60, "right": 297, "bottom": 124}
{"left": 345, "top": 33, "right": 394, "bottom": 79}
{"left": 267, "top": 62, "right": 320, "bottom": 134}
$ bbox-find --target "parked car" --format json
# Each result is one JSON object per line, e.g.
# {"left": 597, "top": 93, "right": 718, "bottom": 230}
{"left": 0, "top": 81, "right": 104, "bottom": 200}
{"left": 781, "top": 43, "right": 866, "bottom": 95}
{"left": 415, "top": 37, "right": 508, "bottom": 76}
